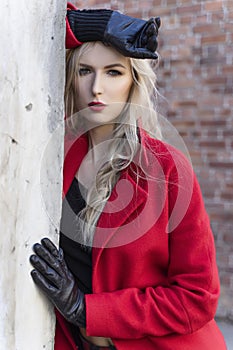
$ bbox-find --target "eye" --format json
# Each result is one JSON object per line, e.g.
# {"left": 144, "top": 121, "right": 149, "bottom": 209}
{"left": 107, "top": 69, "right": 122, "bottom": 76}
{"left": 78, "top": 67, "right": 91, "bottom": 76}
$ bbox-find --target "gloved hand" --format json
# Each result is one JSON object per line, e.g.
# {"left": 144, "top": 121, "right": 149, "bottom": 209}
{"left": 67, "top": 8, "right": 160, "bottom": 59}
{"left": 30, "top": 237, "right": 86, "bottom": 327}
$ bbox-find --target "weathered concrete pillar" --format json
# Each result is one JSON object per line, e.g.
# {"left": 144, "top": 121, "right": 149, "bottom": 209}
{"left": 0, "top": 1, "right": 65, "bottom": 349}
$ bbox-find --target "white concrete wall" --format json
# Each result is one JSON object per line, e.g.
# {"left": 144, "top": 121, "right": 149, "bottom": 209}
{"left": 0, "top": 1, "right": 65, "bottom": 349}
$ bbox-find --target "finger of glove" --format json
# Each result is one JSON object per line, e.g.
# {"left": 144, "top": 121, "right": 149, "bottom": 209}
{"left": 146, "top": 22, "right": 157, "bottom": 36}
{"left": 40, "top": 238, "right": 69, "bottom": 275}
{"left": 155, "top": 17, "right": 161, "bottom": 29}
{"left": 31, "top": 268, "right": 58, "bottom": 298}
{"left": 126, "top": 47, "right": 158, "bottom": 59}
{"left": 147, "top": 35, "right": 158, "bottom": 52}
{"left": 32, "top": 243, "right": 64, "bottom": 277}
{"left": 30, "top": 254, "right": 62, "bottom": 289}
{"left": 141, "top": 38, "right": 158, "bottom": 54}
{"left": 41, "top": 237, "right": 60, "bottom": 258}
{"left": 140, "top": 23, "right": 157, "bottom": 48}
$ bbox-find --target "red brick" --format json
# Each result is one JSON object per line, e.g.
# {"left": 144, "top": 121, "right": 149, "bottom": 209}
{"left": 221, "top": 191, "right": 233, "bottom": 200}
{"left": 223, "top": 233, "right": 233, "bottom": 244}
{"left": 224, "top": 131, "right": 233, "bottom": 138}
{"left": 160, "top": 48, "right": 174, "bottom": 59}
{"left": 149, "top": 7, "right": 173, "bottom": 17}
{"left": 204, "top": 1, "right": 223, "bottom": 12}
{"left": 205, "top": 201, "right": 225, "bottom": 211}
{"left": 190, "top": 131, "right": 203, "bottom": 138}
{"left": 170, "top": 57, "right": 193, "bottom": 65}
{"left": 166, "top": 110, "right": 178, "bottom": 118}
{"left": 195, "top": 14, "right": 208, "bottom": 24}
{"left": 219, "top": 109, "right": 232, "bottom": 117}
{"left": 206, "top": 130, "right": 221, "bottom": 137}
{"left": 199, "top": 93, "right": 225, "bottom": 107}
{"left": 209, "top": 162, "right": 233, "bottom": 169}
{"left": 199, "top": 141, "right": 226, "bottom": 148}
{"left": 138, "top": 0, "right": 152, "bottom": 8}
{"left": 202, "top": 188, "right": 218, "bottom": 198}
{"left": 152, "top": 0, "right": 163, "bottom": 6}
{"left": 163, "top": 36, "right": 181, "bottom": 46}
{"left": 211, "top": 85, "right": 233, "bottom": 94}
{"left": 125, "top": 1, "right": 138, "bottom": 12}
{"left": 228, "top": 255, "right": 233, "bottom": 268}
{"left": 220, "top": 273, "right": 231, "bottom": 287}
{"left": 211, "top": 12, "right": 225, "bottom": 22}
{"left": 172, "top": 120, "right": 195, "bottom": 128}
{"left": 173, "top": 100, "right": 198, "bottom": 108}
{"left": 75, "top": 0, "right": 97, "bottom": 6}
{"left": 217, "top": 254, "right": 230, "bottom": 268}
{"left": 177, "top": 46, "right": 192, "bottom": 57}
{"left": 193, "top": 24, "right": 221, "bottom": 34}
{"left": 172, "top": 78, "right": 196, "bottom": 88}
{"left": 163, "top": 25, "right": 191, "bottom": 37}
{"left": 204, "top": 76, "right": 227, "bottom": 85}
{"left": 228, "top": 11, "right": 233, "bottom": 20}
{"left": 178, "top": 108, "right": 197, "bottom": 119}
{"left": 94, "top": 0, "right": 110, "bottom": 3}
{"left": 176, "top": 4, "right": 201, "bottom": 15}
{"left": 178, "top": 0, "right": 193, "bottom": 4}
{"left": 201, "top": 34, "right": 227, "bottom": 45}
{"left": 167, "top": 0, "right": 177, "bottom": 5}
{"left": 209, "top": 213, "right": 231, "bottom": 224}
{"left": 225, "top": 0, "right": 233, "bottom": 9}
{"left": 200, "top": 55, "right": 226, "bottom": 65}
{"left": 180, "top": 16, "right": 193, "bottom": 24}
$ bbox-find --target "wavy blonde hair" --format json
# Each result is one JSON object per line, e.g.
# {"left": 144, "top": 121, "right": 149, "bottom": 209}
{"left": 65, "top": 42, "right": 162, "bottom": 246}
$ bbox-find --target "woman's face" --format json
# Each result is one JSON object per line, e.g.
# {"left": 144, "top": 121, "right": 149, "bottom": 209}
{"left": 75, "top": 42, "right": 133, "bottom": 125}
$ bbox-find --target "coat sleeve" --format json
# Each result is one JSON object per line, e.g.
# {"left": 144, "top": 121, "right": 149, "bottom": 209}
{"left": 85, "top": 149, "right": 220, "bottom": 340}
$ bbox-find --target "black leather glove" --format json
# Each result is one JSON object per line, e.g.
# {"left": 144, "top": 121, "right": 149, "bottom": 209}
{"left": 67, "top": 9, "right": 160, "bottom": 59}
{"left": 30, "top": 237, "right": 86, "bottom": 327}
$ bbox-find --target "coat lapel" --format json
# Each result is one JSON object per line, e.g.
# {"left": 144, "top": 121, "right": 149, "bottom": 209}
{"left": 63, "top": 132, "right": 88, "bottom": 197}
{"left": 92, "top": 165, "right": 149, "bottom": 274}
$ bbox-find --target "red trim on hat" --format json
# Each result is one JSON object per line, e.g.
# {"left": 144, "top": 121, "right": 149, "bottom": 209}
{"left": 66, "top": 2, "right": 83, "bottom": 49}
{"left": 67, "top": 2, "right": 77, "bottom": 11}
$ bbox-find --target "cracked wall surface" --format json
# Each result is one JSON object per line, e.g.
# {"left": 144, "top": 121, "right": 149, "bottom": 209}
{"left": 0, "top": 1, "right": 65, "bottom": 349}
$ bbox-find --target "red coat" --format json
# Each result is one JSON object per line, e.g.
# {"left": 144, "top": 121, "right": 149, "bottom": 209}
{"left": 55, "top": 130, "right": 226, "bottom": 349}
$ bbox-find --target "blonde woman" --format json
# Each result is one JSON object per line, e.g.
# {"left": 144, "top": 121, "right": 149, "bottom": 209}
{"left": 30, "top": 3, "right": 227, "bottom": 350}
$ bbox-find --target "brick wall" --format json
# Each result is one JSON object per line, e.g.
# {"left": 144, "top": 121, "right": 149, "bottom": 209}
{"left": 73, "top": 0, "right": 233, "bottom": 321}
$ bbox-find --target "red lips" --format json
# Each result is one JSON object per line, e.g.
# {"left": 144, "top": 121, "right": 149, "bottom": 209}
{"left": 88, "top": 101, "right": 106, "bottom": 112}
{"left": 88, "top": 101, "right": 106, "bottom": 107}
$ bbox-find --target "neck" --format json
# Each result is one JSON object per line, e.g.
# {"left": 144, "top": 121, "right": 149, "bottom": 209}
{"left": 87, "top": 124, "right": 114, "bottom": 165}
{"left": 88, "top": 124, "right": 114, "bottom": 146}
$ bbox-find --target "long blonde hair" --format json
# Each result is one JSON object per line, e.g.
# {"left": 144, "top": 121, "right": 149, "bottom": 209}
{"left": 65, "top": 42, "right": 162, "bottom": 246}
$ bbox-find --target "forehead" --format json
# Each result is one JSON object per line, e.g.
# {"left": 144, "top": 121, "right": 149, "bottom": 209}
{"left": 79, "top": 42, "right": 131, "bottom": 68}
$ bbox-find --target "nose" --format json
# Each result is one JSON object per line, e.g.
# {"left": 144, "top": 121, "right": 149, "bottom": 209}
{"left": 92, "top": 72, "right": 103, "bottom": 96}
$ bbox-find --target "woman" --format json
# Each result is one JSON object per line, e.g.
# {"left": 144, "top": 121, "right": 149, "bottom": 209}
{"left": 30, "top": 3, "right": 227, "bottom": 350}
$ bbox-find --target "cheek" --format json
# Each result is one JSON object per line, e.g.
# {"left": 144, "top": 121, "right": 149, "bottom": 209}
{"left": 76, "top": 82, "right": 89, "bottom": 107}
{"left": 114, "top": 81, "right": 133, "bottom": 102}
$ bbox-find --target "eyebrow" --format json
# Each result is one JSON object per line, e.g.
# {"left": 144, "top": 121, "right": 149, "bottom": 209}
{"left": 79, "top": 63, "right": 127, "bottom": 69}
